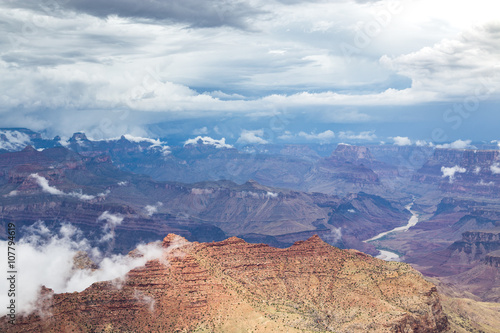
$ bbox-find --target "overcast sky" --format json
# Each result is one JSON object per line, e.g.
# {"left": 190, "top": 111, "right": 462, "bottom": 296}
{"left": 0, "top": 0, "right": 499, "bottom": 144}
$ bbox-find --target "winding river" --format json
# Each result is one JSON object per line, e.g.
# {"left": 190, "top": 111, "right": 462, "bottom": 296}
{"left": 364, "top": 202, "right": 419, "bottom": 261}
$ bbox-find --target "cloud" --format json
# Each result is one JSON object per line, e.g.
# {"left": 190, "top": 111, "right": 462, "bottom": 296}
{"left": 145, "top": 202, "right": 163, "bottom": 217}
{"left": 206, "top": 91, "right": 246, "bottom": 100}
{"left": 266, "top": 191, "right": 278, "bottom": 198}
{"left": 30, "top": 174, "right": 97, "bottom": 200}
{"left": 0, "top": 222, "right": 167, "bottom": 317}
{"left": 278, "top": 129, "right": 373, "bottom": 143}
{"left": 236, "top": 129, "right": 268, "bottom": 144}
{"left": 277, "top": 130, "right": 294, "bottom": 140}
{"left": 122, "top": 134, "right": 162, "bottom": 145}
{"left": 192, "top": 127, "right": 208, "bottom": 135}
{"left": 491, "top": 140, "right": 500, "bottom": 148}
{"left": 0, "top": 1, "right": 499, "bottom": 140}
{"left": 133, "top": 290, "right": 156, "bottom": 312}
{"left": 435, "top": 139, "right": 473, "bottom": 149}
{"left": 184, "top": 136, "right": 233, "bottom": 149}
{"left": 338, "top": 130, "right": 376, "bottom": 141}
{"left": 30, "top": 174, "right": 65, "bottom": 195}
{"left": 98, "top": 211, "right": 124, "bottom": 242}
{"left": 6, "top": 0, "right": 264, "bottom": 29}
{"left": 191, "top": 188, "right": 214, "bottom": 195}
{"left": 68, "top": 190, "right": 97, "bottom": 201}
{"left": 385, "top": 137, "right": 433, "bottom": 147}
{"left": 490, "top": 164, "right": 500, "bottom": 175}
{"left": 380, "top": 23, "right": 500, "bottom": 100}
{"left": 298, "top": 130, "right": 335, "bottom": 143}
{"left": 123, "top": 134, "right": 171, "bottom": 155}
{"left": 415, "top": 140, "right": 434, "bottom": 147}
{"left": 244, "top": 191, "right": 278, "bottom": 199}
{"left": 479, "top": 179, "right": 494, "bottom": 186}
{"left": 320, "top": 226, "right": 342, "bottom": 245}
{"left": 441, "top": 165, "right": 466, "bottom": 183}
{"left": 0, "top": 130, "right": 32, "bottom": 151}
{"left": 391, "top": 136, "right": 412, "bottom": 146}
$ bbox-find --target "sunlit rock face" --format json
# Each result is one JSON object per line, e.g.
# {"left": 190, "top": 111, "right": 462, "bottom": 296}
{"left": 1, "top": 235, "right": 448, "bottom": 333}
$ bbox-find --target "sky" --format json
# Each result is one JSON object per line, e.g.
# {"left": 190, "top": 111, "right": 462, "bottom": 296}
{"left": 0, "top": 0, "right": 499, "bottom": 145}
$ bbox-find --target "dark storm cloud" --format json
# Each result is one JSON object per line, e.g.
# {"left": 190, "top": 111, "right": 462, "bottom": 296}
{"left": 3, "top": 0, "right": 265, "bottom": 29}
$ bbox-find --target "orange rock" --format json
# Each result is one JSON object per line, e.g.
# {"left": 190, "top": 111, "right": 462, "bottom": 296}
{"left": 1, "top": 235, "right": 449, "bottom": 332}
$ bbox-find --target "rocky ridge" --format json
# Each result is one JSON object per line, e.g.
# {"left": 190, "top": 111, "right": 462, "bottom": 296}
{"left": 484, "top": 250, "right": 500, "bottom": 268}
{"left": 1, "top": 235, "right": 449, "bottom": 332}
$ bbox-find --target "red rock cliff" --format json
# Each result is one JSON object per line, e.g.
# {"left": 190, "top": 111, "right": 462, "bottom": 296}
{"left": 2, "top": 234, "right": 449, "bottom": 332}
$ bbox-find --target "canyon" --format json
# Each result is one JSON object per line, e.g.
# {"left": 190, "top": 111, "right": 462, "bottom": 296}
{"left": 2, "top": 128, "right": 500, "bottom": 331}
{"left": 0, "top": 143, "right": 411, "bottom": 255}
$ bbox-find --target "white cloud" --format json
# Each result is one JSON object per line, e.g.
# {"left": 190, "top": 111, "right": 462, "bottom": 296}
{"left": 184, "top": 136, "right": 233, "bottom": 149}
{"left": 268, "top": 49, "right": 287, "bottom": 55}
{"left": 0, "top": 222, "right": 168, "bottom": 317}
{"left": 479, "top": 179, "right": 494, "bottom": 186}
{"left": 277, "top": 129, "right": 336, "bottom": 142}
{"left": 415, "top": 140, "right": 434, "bottom": 147}
{"left": 145, "top": 202, "right": 163, "bottom": 217}
{"left": 98, "top": 189, "right": 111, "bottom": 198}
{"left": 98, "top": 211, "right": 124, "bottom": 242}
{"left": 192, "top": 127, "right": 208, "bottom": 135}
{"left": 239, "top": 191, "right": 279, "bottom": 199}
{"left": 236, "top": 129, "right": 268, "bottom": 144}
{"left": 0, "top": 130, "right": 32, "bottom": 151}
{"left": 0, "top": 1, "right": 499, "bottom": 138}
{"left": 123, "top": 134, "right": 170, "bottom": 156}
{"left": 338, "top": 131, "right": 376, "bottom": 141}
{"left": 123, "top": 134, "right": 162, "bottom": 145}
{"left": 380, "top": 23, "right": 500, "bottom": 101}
{"left": 435, "top": 139, "right": 473, "bottom": 149}
{"left": 68, "top": 191, "right": 96, "bottom": 201}
{"left": 441, "top": 165, "right": 466, "bottom": 183}
{"left": 191, "top": 188, "right": 214, "bottom": 195}
{"left": 490, "top": 164, "right": 500, "bottom": 174}
{"left": 298, "top": 130, "right": 335, "bottom": 143}
{"left": 58, "top": 137, "right": 70, "bottom": 147}
{"left": 6, "top": 190, "right": 18, "bottom": 197}
{"left": 30, "top": 174, "right": 65, "bottom": 195}
{"left": 206, "top": 91, "right": 246, "bottom": 100}
{"left": 277, "top": 130, "right": 294, "bottom": 140}
{"left": 30, "top": 174, "right": 96, "bottom": 200}
{"left": 391, "top": 136, "right": 412, "bottom": 146}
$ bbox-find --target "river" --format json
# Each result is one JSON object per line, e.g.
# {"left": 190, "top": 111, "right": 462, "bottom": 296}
{"left": 364, "top": 202, "right": 419, "bottom": 261}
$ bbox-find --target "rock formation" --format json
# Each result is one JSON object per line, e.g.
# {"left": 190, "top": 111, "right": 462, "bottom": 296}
{"left": 484, "top": 250, "right": 500, "bottom": 268}
{"left": 1, "top": 235, "right": 449, "bottom": 332}
{"left": 413, "top": 148, "right": 500, "bottom": 197}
